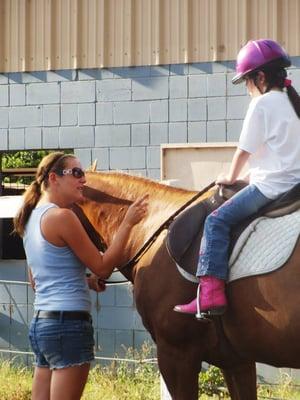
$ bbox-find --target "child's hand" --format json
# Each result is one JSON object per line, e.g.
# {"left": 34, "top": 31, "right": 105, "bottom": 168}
{"left": 216, "top": 173, "right": 235, "bottom": 186}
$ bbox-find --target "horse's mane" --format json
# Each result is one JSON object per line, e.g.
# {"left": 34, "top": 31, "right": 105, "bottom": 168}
{"left": 85, "top": 171, "right": 196, "bottom": 206}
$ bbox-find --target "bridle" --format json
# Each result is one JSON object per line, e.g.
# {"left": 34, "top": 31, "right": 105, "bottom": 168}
{"left": 116, "top": 181, "right": 216, "bottom": 280}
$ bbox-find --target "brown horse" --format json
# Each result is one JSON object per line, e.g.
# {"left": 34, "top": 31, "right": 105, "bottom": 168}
{"left": 79, "top": 171, "right": 300, "bottom": 400}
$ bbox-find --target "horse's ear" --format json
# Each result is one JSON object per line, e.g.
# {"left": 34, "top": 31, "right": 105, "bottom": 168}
{"left": 87, "top": 159, "right": 98, "bottom": 172}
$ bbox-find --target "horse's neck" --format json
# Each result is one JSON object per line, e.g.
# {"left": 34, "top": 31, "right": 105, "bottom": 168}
{"left": 82, "top": 172, "right": 196, "bottom": 254}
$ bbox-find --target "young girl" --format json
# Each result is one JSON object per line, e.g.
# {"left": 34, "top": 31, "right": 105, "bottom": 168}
{"left": 174, "top": 39, "right": 300, "bottom": 317}
{"left": 14, "top": 152, "right": 148, "bottom": 400}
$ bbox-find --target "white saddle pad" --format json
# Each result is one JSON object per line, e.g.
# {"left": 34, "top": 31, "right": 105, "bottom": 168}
{"left": 228, "top": 209, "right": 300, "bottom": 282}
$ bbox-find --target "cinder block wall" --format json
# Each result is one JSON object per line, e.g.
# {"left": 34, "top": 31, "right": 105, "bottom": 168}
{"left": 1, "top": 59, "right": 300, "bottom": 367}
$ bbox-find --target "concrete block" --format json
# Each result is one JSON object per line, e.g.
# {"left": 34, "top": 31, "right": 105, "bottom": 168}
{"left": 110, "top": 147, "right": 146, "bottom": 170}
{"left": 61, "top": 104, "right": 78, "bottom": 126}
{"left": 22, "top": 71, "right": 47, "bottom": 83}
{"left": 227, "top": 120, "right": 243, "bottom": 142}
{"left": 10, "top": 84, "right": 26, "bottom": 106}
{"left": 146, "top": 146, "right": 160, "bottom": 169}
{"left": 207, "top": 97, "right": 226, "bottom": 120}
{"left": 0, "top": 285, "right": 10, "bottom": 303}
{"left": 169, "top": 122, "right": 188, "bottom": 143}
{"left": 27, "top": 82, "right": 60, "bottom": 105}
{"left": 113, "top": 101, "right": 150, "bottom": 124}
{"left": 112, "top": 66, "right": 150, "bottom": 79}
{"left": 0, "top": 307, "right": 10, "bottom": 348}
{"left": 95, "top": 124, "right": 130, "bottom": 147}
{"left": 227, "top": 96, "right": 250, "bottom": 119}
{"left": 188, "top": 75, "right": 207, "bottom": 98}
{"left": 227, "top": 73, "right": 247, "bottom": 95}
{"left": 96, "top": 102, "right": 113, "bottom": 125}
{"left": 169, "top": 99, "right": 187, "bottom": 122}
{"left": 170, "top": 64, "right": 189, "bottom": 75}
{"left": 211, "top": 62, "right": 227, "bottom": 73}
{"left": 128, "top": 169, "right": 147, "bottom": 177}
{"left": 96, "top": 79, "right": 131, "bottom": 101}
{"left": 10, "top": 106, "right": 42, "bottom": 128}
{"left": 150, "top": 100, "right": 168, "bottom": 122}
{"left": 74, "top": 148, "right": 92, "bottom": 169}
{"left": 0, "top": 74, "right": 8, "bottom": 84}
{"left": 115, "top": 330, "right": 133, "bottom": 356}
{"left": 188, "top": 98, "right": 206, "bottom": 121}
{"left": 147, "top": 168, "right": 160, "bottom": 180}
{"left": 207, "top": 121, "right": 226, "bottom": 142}
{"left": 189, "top": 62, "right": 212, "bottom": 74}
{"left": 61, "top": 81, "right": 95, "bottom": 103}
{"left": 91, "top": 148, "right": 109, "bottom": 170}
{"left": 99, "top": 306, "right": 135, "bottom": 330}
{"left": 99, "top": 286, "right": 115, "bottom": 307}
{"left": 59, "top": 126, "right": 94, "bottom": 148}
{"left": 46, "top": 70, "right": 76, "bottom": 82}
{"left": 133, "top": 310, "right": 147, "bottom": 330}
{"left": 288, "top": 68, "right": 300, "bottom": 88}
{"left": 43, "top": 105, "right": 60, "bottom": 126}
{"left": 8, "top": 73, "right": 23, "bottom": 84}
{"left": 96, "top": 329, "right": 115, "bottom": 356}
{"left": 207, "top": 74, "right": 226, "bottom": 97}
{"left": 169, "top": 76, "right": 187, "bottom": 98}
{"left": 42, "top": 127, "right": 59, "bottom": 149}
{"left": 78, "top": 69, "right": 101, "bottom": 80}
{"left": 9, "top": 284, "right": 27, "bottom": 303}
{"left": 132, "top": 77, "right": 168, "bottom": 100}
{"left": 131, "top": 124, "right": 149, "bottom": 146}
{"left": 25, "top": 127, "right": 42, "bottom": 149}
{"left": 188, "top": 121, "right": 206, "bottom": 143}
{"left": 0, "top": 108, "right": 9, "bottom": 128}
{"left": 78, "top": 103, "right": 95, "bottom": 125}
{"left": 115, "top": 285, "right": 133, "bottom": 307}
{"left": 9, "top": 128, "right": 25, "bottom": 149}
{"left": 134, "top": 330, "right": 154, "bottom": 349}
{"left": 0, "top": 86, "right": 9, "bottom": 106}
{"left": 10, "top": 304, "right": 30, "bottom": 349}
{"left": 150, "top": 123, "right": 168, "bottom": 145}
{"left": 150, "top": 65, "right": 170, "bottom": 76}
{"left": 0, "top": 129, "right": 8, "bottom": 149}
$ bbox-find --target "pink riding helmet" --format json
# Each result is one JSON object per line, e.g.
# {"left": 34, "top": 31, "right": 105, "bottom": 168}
{"left": 232, "top": 39, "right": 291, "bottom": 84}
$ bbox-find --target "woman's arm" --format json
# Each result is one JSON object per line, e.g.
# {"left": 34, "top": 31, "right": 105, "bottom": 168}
{"left": 41, "top": 196, "right": 148, "bottom": 279}
{"left": 28, "top": 267, "right": 35, "bottom": 292}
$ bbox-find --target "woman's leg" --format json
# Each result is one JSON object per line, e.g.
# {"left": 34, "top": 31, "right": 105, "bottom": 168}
{"left": 50, "top": 363, "right": 90, "bottom": 400}
{"left": 32, "top": 367, "right": 52, "bottom": 400}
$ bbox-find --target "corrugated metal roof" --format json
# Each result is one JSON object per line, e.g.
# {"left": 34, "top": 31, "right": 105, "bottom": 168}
{"left": 0, "top": 0, "right": 299, "bottom": 73}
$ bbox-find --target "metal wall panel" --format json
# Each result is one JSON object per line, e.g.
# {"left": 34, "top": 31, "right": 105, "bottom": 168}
{"left": 0, "top": 0, "right": 300, "bottom": 73}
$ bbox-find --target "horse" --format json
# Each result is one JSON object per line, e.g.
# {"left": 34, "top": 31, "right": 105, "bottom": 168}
{"left": 78, "top": 170, "right": 300, "bottom": 400}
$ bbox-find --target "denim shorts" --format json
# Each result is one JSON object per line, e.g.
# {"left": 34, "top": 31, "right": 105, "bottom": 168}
{"left": 29, "top": 314, "right": 95, "bottom": 370}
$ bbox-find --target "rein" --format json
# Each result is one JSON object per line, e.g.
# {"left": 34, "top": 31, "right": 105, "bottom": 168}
{"left": 118, "top": 181, "right": 216, "bottom": 274}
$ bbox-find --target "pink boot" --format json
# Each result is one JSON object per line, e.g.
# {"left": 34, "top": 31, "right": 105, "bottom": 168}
{"left": 173, "top": 276, "right": 227, "bottom": 316}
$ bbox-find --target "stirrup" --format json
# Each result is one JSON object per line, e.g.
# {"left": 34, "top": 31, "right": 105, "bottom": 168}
{"left": 195, "top": 284, "right": 225, "bottom": 320}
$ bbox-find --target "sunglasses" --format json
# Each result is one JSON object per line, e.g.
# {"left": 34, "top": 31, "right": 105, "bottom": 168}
{"left": 56, "top": 167, "right": 85, "bottom": 179}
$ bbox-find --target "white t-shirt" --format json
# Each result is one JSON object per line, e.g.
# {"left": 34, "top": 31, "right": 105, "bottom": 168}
{"left": 239, "top": 90, "right": 300, "bottom": 199}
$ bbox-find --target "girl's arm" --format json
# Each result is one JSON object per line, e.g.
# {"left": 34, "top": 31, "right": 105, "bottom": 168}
{"left": 216, "top": 148, "right": 250, "bottom": 185}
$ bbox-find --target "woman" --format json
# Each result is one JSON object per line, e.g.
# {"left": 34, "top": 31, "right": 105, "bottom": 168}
{"left": 174, "top": 38, "right": 300, "bottom": 317}
{"left": 14, "top": 152, "right": 148, "bottom": 400}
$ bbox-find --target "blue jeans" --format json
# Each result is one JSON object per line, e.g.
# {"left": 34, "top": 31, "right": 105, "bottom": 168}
{"left": 197, "top": 184, "right": 272, "bottom": 280}
{"left": 29, "top": 314, "right": 95, "bottom": 369}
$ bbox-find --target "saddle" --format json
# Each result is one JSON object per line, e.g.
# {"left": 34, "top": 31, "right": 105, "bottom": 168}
{"left": 166, "top": 182, "right": 300, "bottom": 281}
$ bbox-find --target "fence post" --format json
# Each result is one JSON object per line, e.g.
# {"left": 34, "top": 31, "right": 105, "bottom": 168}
{"left": 160, "top": 374, "right": 172, "bottom": 399}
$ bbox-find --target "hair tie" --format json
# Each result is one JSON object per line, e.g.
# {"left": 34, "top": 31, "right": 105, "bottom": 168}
{"left": 284, "top": 78, "right": 292, "bottom": 87}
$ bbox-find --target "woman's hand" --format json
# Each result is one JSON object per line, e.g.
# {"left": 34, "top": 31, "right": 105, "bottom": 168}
{"left": 123, "top": 195, "right": 149, "bottom": 227}
{"left": 87, "top": 273, "right": 106, "bottom": 292}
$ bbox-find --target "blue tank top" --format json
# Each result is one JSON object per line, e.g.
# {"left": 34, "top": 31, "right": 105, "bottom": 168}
{"left": 23, "top": 203, "right": 91, "bottom": 312}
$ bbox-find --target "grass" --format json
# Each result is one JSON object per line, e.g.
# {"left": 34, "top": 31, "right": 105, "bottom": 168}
{"left": 1, "top": 352, "right": 300, "bottom": 399}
